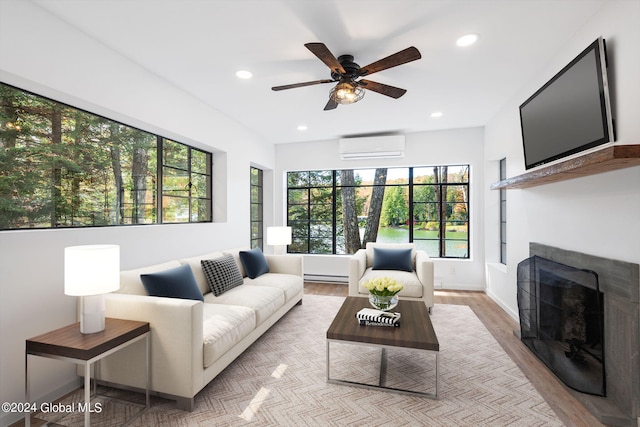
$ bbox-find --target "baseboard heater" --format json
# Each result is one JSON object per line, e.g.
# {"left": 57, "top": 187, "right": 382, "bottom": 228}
{"left": 304, "top": 274, "right": 348, "bottom": 284}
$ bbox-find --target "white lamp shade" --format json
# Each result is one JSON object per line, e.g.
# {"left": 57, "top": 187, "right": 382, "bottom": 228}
{"left": 64, "top": 245, "right": 120, "bottom": 296}
{"left": 266, "top": 226, "right": 292, "bottom": 246}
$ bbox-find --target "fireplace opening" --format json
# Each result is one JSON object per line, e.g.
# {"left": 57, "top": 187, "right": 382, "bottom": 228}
{"left": 517, "top": 255, "right": 605, "bottom": 396}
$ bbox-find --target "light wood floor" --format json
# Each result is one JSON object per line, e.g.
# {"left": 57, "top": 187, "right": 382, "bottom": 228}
{"left": 305, "top": 282, "right": 605, "bottom": 427}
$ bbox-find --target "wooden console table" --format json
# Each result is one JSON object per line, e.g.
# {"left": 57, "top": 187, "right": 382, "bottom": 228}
{"left": 25, "top": 318, "right": 150, "bottom": 427}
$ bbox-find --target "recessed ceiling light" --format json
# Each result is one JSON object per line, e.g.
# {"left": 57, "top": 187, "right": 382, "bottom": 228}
{"left": 235, "top": 70, "right": 253, "bottom": 79}
{"left": 297, "top": 125, "right": 308, "bottom": 131}
{"left": 430, "top": 111, "right": 443, "bottom": 118}
{"left": 456, "top": 34, "right": 479, "bottom": 47}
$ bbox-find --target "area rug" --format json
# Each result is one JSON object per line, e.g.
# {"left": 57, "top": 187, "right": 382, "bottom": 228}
{"left": 37, "top": 295, "right": 562, "bottom": 426}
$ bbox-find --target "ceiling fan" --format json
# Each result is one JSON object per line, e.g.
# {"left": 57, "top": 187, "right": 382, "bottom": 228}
{"left": 271, "top": 43, "right": 422, "bottom": 110}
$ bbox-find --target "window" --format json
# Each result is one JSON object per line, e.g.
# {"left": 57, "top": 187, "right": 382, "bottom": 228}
{"left": 161, "top": 139, "right": 211, "bottom": 223}
{"left": 499, "top": 158, "right": 507, "bottom": 264}
{"left": 287, "top": 165, "right": 469, "bottom": 258}
{"left": 0, "top": 82, "right": 212, "bottom": 230}
{"left": 250, "top": 166, "right": 263, "bottom": 249}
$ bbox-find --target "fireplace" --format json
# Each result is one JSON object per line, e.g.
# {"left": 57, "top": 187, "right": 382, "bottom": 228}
{"left": 519, "top": 243, "right": 640, "bottom": 427}
{"left": 517, "top": 256, "right": 605, "bottom": 396}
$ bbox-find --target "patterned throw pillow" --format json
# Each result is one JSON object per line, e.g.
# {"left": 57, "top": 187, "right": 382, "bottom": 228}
{"left": 201, "top": 255, "right": 244, "bottom": 296}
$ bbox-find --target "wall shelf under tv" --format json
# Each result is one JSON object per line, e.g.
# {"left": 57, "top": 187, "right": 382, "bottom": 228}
{"left": 490, "top": 145, "right": 640, "bottom": 190}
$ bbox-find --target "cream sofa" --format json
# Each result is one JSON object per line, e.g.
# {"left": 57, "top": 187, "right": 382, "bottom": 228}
{"left": 95, "top": 248, "right": 303, "bottom": 411}
{"left": 348, "top": 242, "right": 434, "bottom": 312}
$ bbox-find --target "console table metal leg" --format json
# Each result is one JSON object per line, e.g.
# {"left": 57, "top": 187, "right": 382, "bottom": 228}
{"left": 25, "top": 353, "right": 30, "bottom": 427}
{"left": 84, "top": 362, "right": 91, "bottom": 426}
{"left": 145, "top": 333, "right": 150, "bottom": 408}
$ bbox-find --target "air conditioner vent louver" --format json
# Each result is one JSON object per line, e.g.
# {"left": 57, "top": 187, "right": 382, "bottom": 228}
{"left": 339, "top": 135, "right": 405, "bottom": 160}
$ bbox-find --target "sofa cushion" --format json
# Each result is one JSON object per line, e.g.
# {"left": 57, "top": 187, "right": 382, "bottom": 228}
{"left": 140, "top": 264, "right": 204, "bottom": 301}
{"left": 201, "top": 255, "right": 244, "bottom": 296}
{"left": 372, "top": 247, "right": 413, "bottom": 272}
{"left": 359, "top": 268, "right": 423, "bottom": 298}
{"left": 204, "top": 285, "right": 285, "bottom": 325}
{"left": 119, "top": 260, "right": 183, "bottom": 296}
{"left": 202, "top": 303, "right": 256, "bottom": 368}
{"left": 180, "top": 251, "right": 225, "bottom": 295}
{"left": 239, "top": 247, "right": 270, "bottom": 279}
{"left": 244, "top": 273, "right": 303, "bottom": 303}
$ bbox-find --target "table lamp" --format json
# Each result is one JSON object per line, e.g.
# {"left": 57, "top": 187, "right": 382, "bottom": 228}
{"left": 267, "top": 226, "right": 292, "bottom": 255}
{"left": 64, "top": 245, "right": 120, "bottom": 334}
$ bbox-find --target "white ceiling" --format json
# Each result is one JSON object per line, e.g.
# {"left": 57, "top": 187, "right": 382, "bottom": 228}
{"left": 33, "top": 0, "right": 606, "bottom": 144}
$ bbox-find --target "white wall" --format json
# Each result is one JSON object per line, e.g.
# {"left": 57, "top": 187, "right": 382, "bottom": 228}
{"left": 483, "top": 0, "right": 640, "bottom": 320}
{"left": 275, "top": 127, "right": 486, "bottom": 290}
{"left": 0, "top": 2, "right": 275, "bottom": 425}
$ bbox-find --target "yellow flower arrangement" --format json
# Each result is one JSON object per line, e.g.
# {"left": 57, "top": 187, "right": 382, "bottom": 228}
{"left": 362, "top": 276, "right": 404, "bottom": 297}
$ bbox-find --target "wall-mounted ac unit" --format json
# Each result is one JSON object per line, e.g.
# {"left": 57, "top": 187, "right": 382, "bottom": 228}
{"left": 339, "top": 135, "right": 405, "bottom": 160}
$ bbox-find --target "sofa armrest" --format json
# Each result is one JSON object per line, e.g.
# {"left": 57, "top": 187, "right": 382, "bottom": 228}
{"left": 102, "top": 293, "right": 204, "bottom": 398}
{"left": 416, "top": 250, "right": 435, "bottom": 307}
{"left": 348, "top": 249, "right": 367, "bottom": 296}
{"left": 265, "top": 254, "right": 303, "bottom": 277}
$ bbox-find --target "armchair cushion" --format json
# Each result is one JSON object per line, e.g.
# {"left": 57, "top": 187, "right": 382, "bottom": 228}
{"left": 372, "top": 247, "right": 413, "bottom": 272}
{"left": 140, "top": 264, "right": 204, "bottom": 302}
{"left": 359, "top": 269, "right": 423, "bottom": 298}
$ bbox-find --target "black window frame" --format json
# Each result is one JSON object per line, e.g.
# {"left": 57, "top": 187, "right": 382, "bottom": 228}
{"left": 0, "top": 81, "right": 212, "bottom": 230}
{"left": 250, "top": 166, "right": 263, "bottom": 249}
{"left": 286, "top": 165, "right": 470, "bottom": 259}
{"left": 499, "top": 158, "right": 507, "bottom": 264}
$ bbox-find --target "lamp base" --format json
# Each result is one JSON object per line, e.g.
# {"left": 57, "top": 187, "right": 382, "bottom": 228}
{"left": 273, "top": 245, "right": 287, "bottom": 255}
{"left": 80, "top": 294, "right": 105, "bottom": 334}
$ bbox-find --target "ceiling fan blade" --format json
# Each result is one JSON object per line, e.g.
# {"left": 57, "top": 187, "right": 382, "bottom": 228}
{"left": 358, "top": 79, "right": 407, "bottom": 99}
{"left": 305, "top": 42, "right": 346, "bottom": 75}
{"left": 271, "top": 79, "right": 334, "bottom": 91}
{"left": 324, "top": 99, "right": 338, "bottom": 110}
{"left": 358, "top": 46, "right": 421, "bottom": 77}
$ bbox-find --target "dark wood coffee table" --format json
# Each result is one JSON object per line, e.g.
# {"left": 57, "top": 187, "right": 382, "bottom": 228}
{"left": 326, "top": 296, "right": 439, "bottom": 398}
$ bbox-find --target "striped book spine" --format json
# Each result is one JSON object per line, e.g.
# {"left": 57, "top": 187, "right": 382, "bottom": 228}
{"left": 359, "top": 320, "right": 400, "bottom": 328}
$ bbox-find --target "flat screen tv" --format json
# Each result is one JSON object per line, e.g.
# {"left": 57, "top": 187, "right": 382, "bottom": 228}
{"left": 520, "top": 37, "right": 615, "bottom": 170}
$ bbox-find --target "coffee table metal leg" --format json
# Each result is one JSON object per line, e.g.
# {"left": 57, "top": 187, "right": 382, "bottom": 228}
{"left": 435, "top": 353, "right": 439, "bottom": 398}
{"left": 379, "top": 348, "right": 387, "bottom": 387}
{"left": 326, "top": 341, "right": 330, "bottom": 381}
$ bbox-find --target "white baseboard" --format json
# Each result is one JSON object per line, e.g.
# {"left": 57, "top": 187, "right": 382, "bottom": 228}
{"left": 438, "top": 283, "right": 485, "bottom": 291}
{"left": 485, "top": 289, "right": 519, "bottom": 322}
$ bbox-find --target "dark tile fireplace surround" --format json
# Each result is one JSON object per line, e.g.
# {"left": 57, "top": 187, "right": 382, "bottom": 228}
{"left": 521, "top": 243, "right": 639, "bottom": 427}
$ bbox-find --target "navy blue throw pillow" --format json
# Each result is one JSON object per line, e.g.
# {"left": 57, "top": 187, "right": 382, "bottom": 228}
{"left": 239, "top": 247, "right": 270, "bottom": 279}
{"left": 140, "top": 264, "right": 204, "bottom": 301}
{"left": 372, "top": 248, "right": 413, "bottom": 272}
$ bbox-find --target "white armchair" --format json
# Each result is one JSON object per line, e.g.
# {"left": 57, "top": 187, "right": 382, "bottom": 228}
{"left": 348, "top": 242, "right": 434, "bottom": 312}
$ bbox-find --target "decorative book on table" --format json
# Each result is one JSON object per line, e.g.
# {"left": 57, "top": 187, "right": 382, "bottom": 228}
{"left": 356, "top": 308, "right": 401, "bottom": 327}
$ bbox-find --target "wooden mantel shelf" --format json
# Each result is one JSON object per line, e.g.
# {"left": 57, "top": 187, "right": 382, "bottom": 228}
{"left": 490, "top": 145, "right": 640, "bottom": 190}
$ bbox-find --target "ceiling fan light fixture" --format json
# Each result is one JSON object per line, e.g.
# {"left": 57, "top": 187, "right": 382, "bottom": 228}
{"left": 329, "top": 81, "right": 365, "bottom": 105}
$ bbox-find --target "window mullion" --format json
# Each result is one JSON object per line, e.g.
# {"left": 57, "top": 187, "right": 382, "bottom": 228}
{"left": 157, "top": 136, "right": 164, "bottom": 224}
